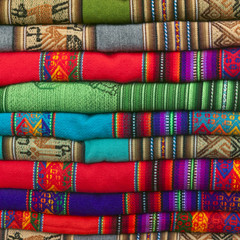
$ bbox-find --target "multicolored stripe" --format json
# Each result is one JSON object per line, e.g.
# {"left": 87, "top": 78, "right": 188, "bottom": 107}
{"left": 1, "top": 48, "right": 240, "bottom": 86}
{"left": 2, "top": 159, "right": 240, "bottom": 193}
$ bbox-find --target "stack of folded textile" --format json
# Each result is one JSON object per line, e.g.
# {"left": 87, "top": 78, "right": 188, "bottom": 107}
{"left": 0, "top": 0, "right": 240, "bottom": 239}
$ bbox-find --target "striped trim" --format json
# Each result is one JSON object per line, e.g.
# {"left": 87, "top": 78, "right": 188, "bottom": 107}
{"left": 33, "top": 162, "right": 39, "bottom": 190}
{"left": 0, "top": 211, "right": 5, "bottom": 229}
{"left": 186, "top": 21, "right": 191, "bottom": 51}
{"left": 142, "top": 192, "right": 147, "bottom": 213}
{"left": 175, "top": 21, "right": 180, "bottom": 51}
{"left": 222, "top": 80, "right": 228, "bottom": 110}
{"left": 234, "top": 81, "right": 239, "bottom": 112}
{"left": 197, "top": 191, "right": 202, "bottom": 211}
{"left": 151, "top": 0, "right": 155, "bottom": 21}
{"left": 28, "top": 190, "right": 32, "bottom": 212}
{"left": 189, "top": 112, "right": 193, "bottom": 135}
{"left": 172, "top": 136, "right": 177, "bottom": 159}
{"left": 39, "top": 52, "right": 44, "bottom": 81}
{"left": 11, "top": 113, "right": 15, "bottom": 136}
{"left": 162, "top": 0, "right": 167, "bottom": 21}
{"left": 163, "top": 22, "right": 168, "bottom": 51}
{"left": 117, "top": 215, "right": 122, "bottom": 234}
{"left": 150, "top": 137, "right": 154, "bottom": 160}
{"left": 98, "top": 216, "right": 103, "bottom": 234}
{"left": 134, "top": 162, "right": 140, "bottom": 192}
{"left": 221, "top": 49, "right": 225, "bottom": 79}
{"left": 174, "top": 0, "right": 178, "bottom": 20}
{"left": 212, "top": 159, "right": 217, "bottom": 191}
{"left": 132, "top": 113, "right": 136, "bottom": 138}
{"left": 79, "top": 52, "right": 84, "bottom": 81}
{"left": 39, "top": 213, "right": 44, "bottom": 231}
{"left": 153, "top": 161, "right": 158, "bottom": 191}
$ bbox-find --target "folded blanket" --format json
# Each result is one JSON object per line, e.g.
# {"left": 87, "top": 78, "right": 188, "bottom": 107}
{"left": 0, "top": 111, "right": 239, "bottom": 141}
{"left": 1, "top": 189, "right": 240, "bottom": 216}
{"left": 0, "top": 0, "right": 238, "bottom": 24}
{"left": 2, "top": 135, "right": 240, "bottom": 162}
{"left": 1, "top": 48, "right": 239, "bottom": 85}
{"left": 2, "top": 230, "right": 240, "bottom": 240}
{"left": 1, "top": 159, "right": 240, "bottom": 193}
{"left": 0, "top": 210, "right": 239, "bottom": 234}
{"left": 1, "top": 21, "right": 240, "bottom": 52}
{"left": 0, "top": 81, "right": 239, "bottom": 113}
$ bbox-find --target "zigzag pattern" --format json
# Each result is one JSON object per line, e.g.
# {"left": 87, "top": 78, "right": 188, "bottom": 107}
{"left": 193, "top": 112, "right": 240, "bottom": 135}
{"left": 42, "top": 52, "right": 79, "bottom": 81}
{"left": 14, "top": 113, "right": 53, "bottom": 137}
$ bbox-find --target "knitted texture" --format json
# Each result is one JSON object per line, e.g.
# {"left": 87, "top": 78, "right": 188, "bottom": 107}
{"left": 2, "top": 21, "right": 240, "bottom": 52}
{"left": 1, "top": 159, "right": 240, "bottom": 192}
{"left": 0, "top": 210, "right": 240, "bottom": 234}
{"left": 1, "top": 189, "right": 240, "bottom": 216}
{"left": 2, "top": 135, "right": 240, "bottom": 163}
{"left": 1, "top": 48, "right": 240, "bottom": 85}
{"left": 0, "top": 0, "right": 239, "bottom": 24}
{"left": 1, "top": 81, "right": 240, "bottom": 113}
{"left": 0, "top": 111, "right": 240, "bottom": 141}
{"left": 2, "top": 230, "right": 240, "bottom": 240}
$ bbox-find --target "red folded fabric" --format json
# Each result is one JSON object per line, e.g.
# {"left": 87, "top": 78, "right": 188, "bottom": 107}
{"left": 0, "top": 48, "right": 239, "bottom": 86}
{"left": 1, "top": 210, "right": 240, "bottom": 234}
{"left": 0, "top": 159, "right": 240, "bottom": 193}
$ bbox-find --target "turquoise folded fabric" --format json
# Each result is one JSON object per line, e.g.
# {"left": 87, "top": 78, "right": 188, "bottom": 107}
{"left": 0, "top": 111, "right": 239, "bottom": 142}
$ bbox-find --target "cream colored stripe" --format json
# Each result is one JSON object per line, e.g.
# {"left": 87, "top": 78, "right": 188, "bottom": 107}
{"left": 83, "top": 25, "right": 86, "bottom": 50}
{"left": 129, "top": 139, "right": 132, "bottom": 161}
{"left": 195, "top": 0, "right": 198, "bottom": 21}
{"left": 69, "top": 0, "right": 72, "bottom": 23}
{"left": 143, "top": 24, "right": 146, "bottom": 51}
{"left": 12, "top": 136, "right": 16, "bottom": 160}
{"left": 71, "top": 141, "right": 74, "bottom": 162}
{"left": 130, "top": 0, "right": 133, "bottom": 23}
{"left": 24, "top": 26, "right": 27, "bottom": 51}
{"left": 194, "top": 135, "right": 197, "bottom": 158}
{"left": 209, "top": 21, "right": 212, "bottom": 48}
{"left": 8, "top": 0, "right": 11, "bottom": 24}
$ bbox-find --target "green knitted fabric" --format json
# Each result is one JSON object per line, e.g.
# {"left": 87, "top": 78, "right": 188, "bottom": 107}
{"left": 0, "top": 81, "right": 238, "bottom": 113}
{"left": 82, "top": 0, "right": 130, "bottom": 24}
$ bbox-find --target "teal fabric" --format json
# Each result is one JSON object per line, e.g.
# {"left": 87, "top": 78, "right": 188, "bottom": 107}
{"left": 85, "top": 139, "right": 128, "bottom": 163}
{"left": 0, "top": 136, "right": 2, "bottom": 159}
{"left": 55, "top": 113, "right": 112, "bottom": 140}
{"left": 0, "top": 112, "right": 113, "bottom": 141}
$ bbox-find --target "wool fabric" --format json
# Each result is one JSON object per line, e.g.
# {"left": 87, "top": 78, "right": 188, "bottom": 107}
{"left": 0, "top": 81, "right": 240, "bottom": 113}
{"left": 1, "top": 21, "right": 240, "bottom": 52}
{"left": 1, "top": 48, "right": 240, "bottom": 85}
{"left": 0, "top": 0, "right": 238, "bottom": 24}
{"left": 0, "top": 210, "right": 240, "bottom": 234}
{"left": 0, "top": 111, "right": 239, "bottom": 141}
{"left": 1, "top": 189, "right": 240, "bottom": 216}
{"left": 2, "top": 230, "right": 240, "bottom": 240}
{"left": 1, "top": 159, "right": 240, "bottom": 193}
{"left": 2, "top": 135, "right": 240, "bottom": 163}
